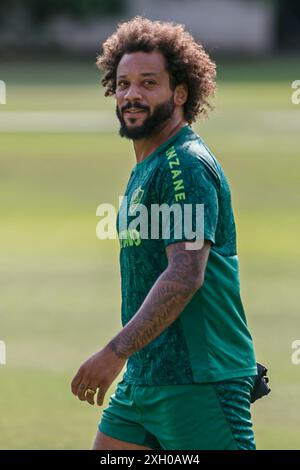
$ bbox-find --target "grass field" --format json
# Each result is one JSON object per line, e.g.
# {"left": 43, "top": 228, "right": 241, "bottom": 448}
{"left": 0, "top": 56, "right": 300, "bottom": 449}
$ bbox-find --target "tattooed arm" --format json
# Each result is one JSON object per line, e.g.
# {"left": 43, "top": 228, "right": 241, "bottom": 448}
{"left": 71, "top": 239, "right": 212, "bottom": 405}
{"left": 107, "top": 240, "right": 211, "bottom": 360}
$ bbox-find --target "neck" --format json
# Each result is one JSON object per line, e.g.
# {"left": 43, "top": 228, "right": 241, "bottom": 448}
{"left": 132, "top": 117, "right": 187, "bottom": 164}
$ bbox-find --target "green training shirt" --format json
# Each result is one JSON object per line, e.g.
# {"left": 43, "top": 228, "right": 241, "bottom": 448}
{"left": 116, "top": 124, "right": 257, "bottom": 385}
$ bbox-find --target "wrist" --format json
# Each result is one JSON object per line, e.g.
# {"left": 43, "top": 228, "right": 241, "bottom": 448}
{"left": 105, "top": 338, "right": 128, "bottom": 362}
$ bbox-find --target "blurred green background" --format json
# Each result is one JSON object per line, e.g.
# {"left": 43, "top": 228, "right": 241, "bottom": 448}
{"left": 0, "top": 56, "right": 300, "bottom": 449}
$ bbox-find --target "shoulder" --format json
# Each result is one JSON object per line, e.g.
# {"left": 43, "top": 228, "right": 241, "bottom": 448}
{"left": 156, "top": 128, "right": 221, "bottom": 189}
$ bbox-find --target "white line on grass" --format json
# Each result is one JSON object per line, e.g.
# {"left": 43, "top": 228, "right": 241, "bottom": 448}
{"left": 0, "top": 111, "right": 117, "bottom": 132}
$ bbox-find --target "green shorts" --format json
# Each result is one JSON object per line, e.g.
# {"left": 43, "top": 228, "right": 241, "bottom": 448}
{"left": 99, "top": 376, "right": 257, "bottom": 450}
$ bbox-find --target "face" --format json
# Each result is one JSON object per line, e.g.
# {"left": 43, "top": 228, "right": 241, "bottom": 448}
{"left": 115, "top": 51, "right": 181, "bottom": 140}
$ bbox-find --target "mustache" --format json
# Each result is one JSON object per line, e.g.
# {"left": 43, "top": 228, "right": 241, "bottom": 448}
{"left": 121, "top": 103, "right": 149, "bottom": 112}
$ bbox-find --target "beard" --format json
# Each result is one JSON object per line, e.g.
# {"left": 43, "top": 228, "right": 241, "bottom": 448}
{"left": 116, "top": 95, "right": 175, "bottom": 140}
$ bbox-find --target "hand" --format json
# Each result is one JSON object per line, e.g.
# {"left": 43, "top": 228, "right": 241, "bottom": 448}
{"left": 71, "top": 346, "right": 126, "bottom": 406}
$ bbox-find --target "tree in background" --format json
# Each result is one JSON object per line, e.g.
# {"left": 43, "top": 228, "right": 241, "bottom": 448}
{"left": 277, "top": 0, "right": 300, "bottom": 50}
{"left": 0, "top": 0, "right": 126, "bottom": 23}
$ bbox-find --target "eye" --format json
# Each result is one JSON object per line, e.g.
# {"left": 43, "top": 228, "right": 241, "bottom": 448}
{"left": 144, "top": 80, "right": 156, "bottom": 87}
{"left": 117, "top": 80, "right": 128, "bottom": 88}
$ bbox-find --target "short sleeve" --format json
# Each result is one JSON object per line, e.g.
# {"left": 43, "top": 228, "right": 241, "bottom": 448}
{"left": 155, "top": 159, "right": 219, "bottom": 247}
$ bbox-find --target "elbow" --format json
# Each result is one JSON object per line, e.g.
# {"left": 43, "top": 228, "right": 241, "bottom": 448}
{"left": 188, "top": 271, "right": 205, "bottom": 293}
{"left": 165, "top": 266, "right": 205, "bottom": 293}
{"left": 196, "top": 273, "right": 205, "bottom": 291}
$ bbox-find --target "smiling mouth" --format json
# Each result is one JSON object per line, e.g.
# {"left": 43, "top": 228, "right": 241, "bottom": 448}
{"left": 123, "top": 109, "right": 147, "bottom": 115}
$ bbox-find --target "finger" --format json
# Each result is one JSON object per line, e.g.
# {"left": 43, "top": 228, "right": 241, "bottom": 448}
{"left": 78, "top": 382, "right": 88, "bottom": 401}
{"left": 84, "top": 381, "right": 98, "bottom": 405}
{"left": 97, "top": 386, "right": 106, "bottom": 407}
{"left": 85, "top": 388, "right": 96, "bottom": 406}
{"left": 71, "top": 369, "right": 83, "bottom": 396}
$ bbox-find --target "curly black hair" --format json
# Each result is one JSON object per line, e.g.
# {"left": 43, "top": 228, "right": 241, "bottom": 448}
{"left": 96, "top": 16, "right": 216, "bottom": 123}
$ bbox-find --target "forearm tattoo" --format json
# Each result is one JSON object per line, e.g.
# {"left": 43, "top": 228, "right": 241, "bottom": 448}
{"left": 108, "top": 242, "right": 208, "bottom": 360}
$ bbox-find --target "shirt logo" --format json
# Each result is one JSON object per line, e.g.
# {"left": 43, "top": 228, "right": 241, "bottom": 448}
{"left": 129, "top": 186, "right": 144, "bottom": 215}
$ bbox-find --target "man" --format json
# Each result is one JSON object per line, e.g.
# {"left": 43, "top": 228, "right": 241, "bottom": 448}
{"left": 71, "top": 16, "right": 257, "bottom": 450}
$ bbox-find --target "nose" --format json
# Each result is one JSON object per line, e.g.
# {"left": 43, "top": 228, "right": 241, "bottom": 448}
{"left": 124, "top": 84, "right": 143, "bottom": 101}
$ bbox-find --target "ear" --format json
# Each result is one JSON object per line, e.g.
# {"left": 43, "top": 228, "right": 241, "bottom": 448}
{"left": 174, "top": 84, "right": 188, "bottom": 106}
